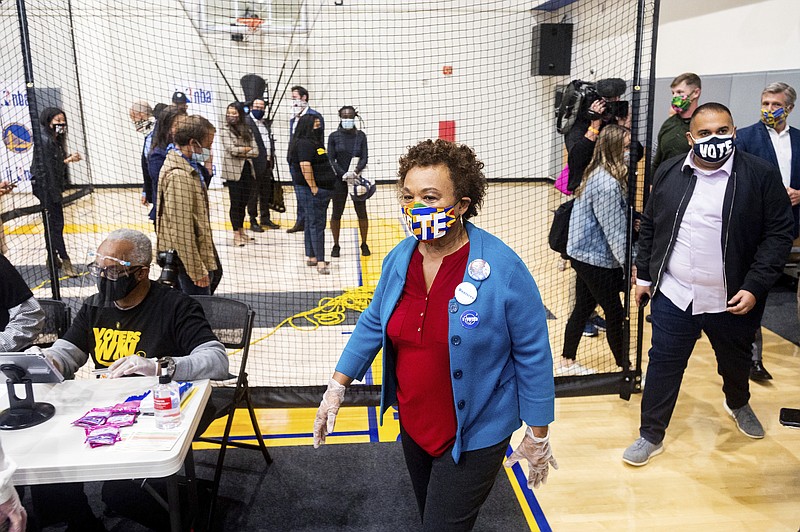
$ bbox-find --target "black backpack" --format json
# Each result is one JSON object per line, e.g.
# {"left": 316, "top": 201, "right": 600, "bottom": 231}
{"left": 548, "top": 199, "right": 574, "bottom": 257}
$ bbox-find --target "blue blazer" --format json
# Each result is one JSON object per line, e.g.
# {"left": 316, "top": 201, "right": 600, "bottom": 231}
{"left": 736, "top": 122, "right": 800, "bottom": 237}
{"left": 335, "top": 222, "right": 555, "bottom": 462}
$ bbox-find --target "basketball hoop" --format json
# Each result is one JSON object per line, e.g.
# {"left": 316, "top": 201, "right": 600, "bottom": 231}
{"left": 237, "top": 17, "right": 264, "bottom": 32}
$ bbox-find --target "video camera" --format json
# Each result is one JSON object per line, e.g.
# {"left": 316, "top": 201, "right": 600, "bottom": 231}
{"left": 556, "top": 77, "right": 629, "bottom": 135}
{"left": 156, "top": 249, "right": 179, "bottom": 287}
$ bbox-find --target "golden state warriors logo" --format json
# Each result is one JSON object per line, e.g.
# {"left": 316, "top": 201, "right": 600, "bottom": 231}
{"left": 2, "top": 123, "right": 32, "bottom": 153}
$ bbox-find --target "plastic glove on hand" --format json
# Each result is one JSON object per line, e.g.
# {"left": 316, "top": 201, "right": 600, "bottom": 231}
{"left": 343, "top": 171, "right": 358, "bottom": 185}
{"left": 108, "top": 356, "right": 158, "bottom": 378}
{"left": 0, "top": 487, "right": 27, "bottom": 532}
{"left": 313, "top": 378, "right": 346, "bottom": 448}
{"left": 504, "top": 427, "right": 558, "bottom": 489}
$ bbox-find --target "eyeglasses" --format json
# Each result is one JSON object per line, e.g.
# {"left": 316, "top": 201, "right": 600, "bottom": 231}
{"left": 87, "top": 263, "right": 143, "bottom": 281}
{"left": 86, "top": 252, "right": 146, "bottom": 280}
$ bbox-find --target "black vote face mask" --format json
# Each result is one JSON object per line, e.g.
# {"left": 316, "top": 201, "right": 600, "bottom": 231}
{"left": 96, "top": 272, "right": 140, "bottom": 305}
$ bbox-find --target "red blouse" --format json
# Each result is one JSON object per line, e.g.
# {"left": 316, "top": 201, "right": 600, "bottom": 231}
{"left": 387, "top": 243, "right": 470, "bottom": 457}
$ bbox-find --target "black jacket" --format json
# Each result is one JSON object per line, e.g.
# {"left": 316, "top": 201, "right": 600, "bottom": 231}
{"left": 31, "top": 133, "right": 68, "bottom": 206}
{"left": 636, "top": 151, "right": 794, "bottom": 304}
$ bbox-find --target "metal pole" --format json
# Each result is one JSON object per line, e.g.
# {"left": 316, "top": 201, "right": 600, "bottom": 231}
{"left": 621, "top": 0, "right": 657, "bottom": 398}
{"left": 16, "top": 0, "right": 60, "bottom": 300}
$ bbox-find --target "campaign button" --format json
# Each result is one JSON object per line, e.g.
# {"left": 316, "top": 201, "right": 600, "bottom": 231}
{"left": 468, "top": 259, "right": 491, "bottom": 281}
{"left": 460, "top": 310, "right": 480, "bottom": 329}
{"left": 454, "top": 282, "right": 477, "bottom": 305}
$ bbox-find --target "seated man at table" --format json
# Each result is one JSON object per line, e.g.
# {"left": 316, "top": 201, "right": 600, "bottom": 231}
{"left": 28, "top": 228, "right": 228, "bottom": 531}
{"left": 0, "top": 254, "right": 44, "bottom": 352}
{"left": 43, "top": 228, "right": 228, "bottom": 382}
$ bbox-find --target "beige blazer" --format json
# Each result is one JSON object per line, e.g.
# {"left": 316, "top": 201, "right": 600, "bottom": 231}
{"left": 220, "top": 126, "right": 258, "bottom": 181}
{"left": 156, "top": 150, "right": 216, "bottom": 282}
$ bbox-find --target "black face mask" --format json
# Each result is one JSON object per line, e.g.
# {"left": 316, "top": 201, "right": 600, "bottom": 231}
{"left": 313, "top": 128, "right": 323, "bottom": 142}
{"left": 96, "top": 272, "right": 140, "bottom": 306}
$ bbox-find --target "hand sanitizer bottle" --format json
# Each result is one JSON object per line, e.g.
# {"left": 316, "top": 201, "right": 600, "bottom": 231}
{"left": 153, "top": 361, "right": 180, "bottom": 429}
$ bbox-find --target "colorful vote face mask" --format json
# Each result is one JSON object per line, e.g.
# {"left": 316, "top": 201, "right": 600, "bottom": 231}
{"left": 671, "top": 94, "right": 691, "bottom": 113}
{"left": 402, "top": 203, "right": 458, "bottom": 241}
{"left": 761, "top": 107, "right": 786, "bottom": 129}
{"left": 690, "top": 134, "right": 734, "bottom": 165}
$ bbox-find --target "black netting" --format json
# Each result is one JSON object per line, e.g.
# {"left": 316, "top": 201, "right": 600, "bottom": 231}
{"left": 0, "top": 0, "right": 659, "bottom": 403}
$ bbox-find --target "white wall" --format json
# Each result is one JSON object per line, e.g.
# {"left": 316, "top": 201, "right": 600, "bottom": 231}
{"left": 656, "top": 0, "right": 800, "bottom": 78}
{"left": 1, "top": 0, "right": 648, "bottom": 186}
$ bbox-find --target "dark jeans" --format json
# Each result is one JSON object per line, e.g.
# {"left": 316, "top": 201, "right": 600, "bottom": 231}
{"left": 45, "top": 201, "right": 70, "bottom": 261}
{"left": 227, "top": 164, "right": 253, "bottom": 230}
{"left": 247, "top": 166, "right": 273, "bottom": 223}
{"left": 290, "top": 163, "right": 306, "bottom": 227}
{"left": 562, "top": 259, "right": 627, "bottom": 368}
{"left": 399, "top": 424, "right": 510, "bottom": 532}
{"left": 330, "top": 179, "right": 367, "bottom": 221}
{"left": 297, "top": 186, "right": 331, "bottom": 262}
{"left": 639, "top": 293, "right": 761, "bottom": 445}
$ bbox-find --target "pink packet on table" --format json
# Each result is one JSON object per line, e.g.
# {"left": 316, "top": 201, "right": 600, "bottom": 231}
{"left": 112, "top": 401, "right": 141, "bottom": 415}
{"left": 106, "top": 412, "right": 138, "bottom": 428}
{"left": 72, "top": 408, "right": 112, "bottom": 428}
{"left": 84, "top": 425, "right": 121, "bottom": 448}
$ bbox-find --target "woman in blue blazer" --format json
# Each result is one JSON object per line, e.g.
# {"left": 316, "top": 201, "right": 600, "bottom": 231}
{"left": 312, "top": 139, "right": 556, "bottom": 530}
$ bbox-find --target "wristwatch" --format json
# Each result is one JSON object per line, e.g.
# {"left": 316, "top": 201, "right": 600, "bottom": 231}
{"left": 157, "top": 356, "right": 176, "bottom": 378}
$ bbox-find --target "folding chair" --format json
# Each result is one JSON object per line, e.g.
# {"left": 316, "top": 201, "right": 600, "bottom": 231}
{"left": 191, "top": 295, "right": 272, "bottom": 526}
{"left": 32, "top": 298, "right": 71, "bottom": 347}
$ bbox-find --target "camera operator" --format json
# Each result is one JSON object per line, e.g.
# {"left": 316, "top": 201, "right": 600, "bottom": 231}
{"left": 565, "top": 78, "right": 642, "bottom": 193}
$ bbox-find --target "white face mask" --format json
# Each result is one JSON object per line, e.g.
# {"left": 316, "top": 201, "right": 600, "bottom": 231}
{"left": 291, "top": 100, "right": 307, "bottom": 117}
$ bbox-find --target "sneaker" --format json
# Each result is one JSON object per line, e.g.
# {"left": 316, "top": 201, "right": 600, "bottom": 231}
{"left": 249, "top": 219, "right": 265, "bottom": 233}
{"left": 331, "top": 244, "right": 340, "bottom": 258}
{"left": 360, "top": 243, "right": 371, "bottom": 256}
{"left": 555, "top": 360, "right": 596, "bottom": 376}
{"left": 749, "top": 361, "right": 773, "bottom": 382}
{"left": 589, "top": 315, "right": 607, "bottom": 332}
{"left": 582, "top": 323, "right": 598, "bottom": 337}
{"left": 623, "top": 437, "right": 664, "bottom": 466}
{"left": 723, "top": 401, "right": 765, "bottom": 439}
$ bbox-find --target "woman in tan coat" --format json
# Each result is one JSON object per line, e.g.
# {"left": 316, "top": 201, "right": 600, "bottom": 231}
{"left": 156, "top": 115, "right": 220, "bottom": 295}
{"left": 221, "top": 102, "right": 259, "bottom": 247}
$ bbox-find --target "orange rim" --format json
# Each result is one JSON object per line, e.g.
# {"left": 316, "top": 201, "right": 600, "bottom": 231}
{"left": 237, "top": 17, "right": 264, "bottom": 30}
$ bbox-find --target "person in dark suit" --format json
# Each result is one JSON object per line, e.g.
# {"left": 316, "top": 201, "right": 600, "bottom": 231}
{"left": 129, "top": 101, "right": 155, "bottom": 222}
{"left": 736, "top": 82, "right": 799, "bottom": 382}
{"left": 246, "top": 98, "right": 280, "bottom": 230}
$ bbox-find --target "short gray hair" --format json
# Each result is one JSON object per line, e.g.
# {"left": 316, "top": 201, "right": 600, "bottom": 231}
{"left": 104, "top": 229, "right": 152, "bottom": 265}
{"left": 763, "top": 82, "right": 796, "bottom": 108}
{"left": 129, "top": 100, "right": 153, "bottom": 116}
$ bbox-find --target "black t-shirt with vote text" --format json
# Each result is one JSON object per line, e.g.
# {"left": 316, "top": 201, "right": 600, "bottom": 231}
{"left": 0, "top": 255, "right": 34, "bottom": 332}
{"left": 62, "top": 281, "right": 218, "bottom": 369}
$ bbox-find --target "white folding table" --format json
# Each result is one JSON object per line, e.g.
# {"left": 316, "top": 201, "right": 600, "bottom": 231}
{"left": 0, "top": 377, "right": 210, "bottom": 532}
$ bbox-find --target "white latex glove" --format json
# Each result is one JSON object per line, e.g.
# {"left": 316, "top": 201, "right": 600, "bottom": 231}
{"left": 313, "top": 378, "right": 346, "bottom": 448}
{"left": 0, "top": 489, "right": 27, "bottom": 532}
{"left": 504, "top": 427, "right": 558, "bottom": 489}
{"left": 343, "top": 171, "right": 358, "bottom": 185}
{"left": 108, "top": 356, "right": 158, "bottom": 378}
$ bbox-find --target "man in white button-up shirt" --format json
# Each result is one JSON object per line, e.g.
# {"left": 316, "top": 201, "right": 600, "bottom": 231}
{"left": 736, "top": 82, "right": 800, "bottom": 382}
{"left": 622, "top": 103, "right": 794, "bottom": 467}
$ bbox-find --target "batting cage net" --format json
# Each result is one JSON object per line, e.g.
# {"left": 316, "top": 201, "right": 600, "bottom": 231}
{"left": 0, "top": 0, "right": 659, "bottom": 405}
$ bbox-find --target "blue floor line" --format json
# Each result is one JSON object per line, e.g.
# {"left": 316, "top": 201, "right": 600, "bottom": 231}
{"left": 505, "top": 445, "right": 551, "bottom": 532}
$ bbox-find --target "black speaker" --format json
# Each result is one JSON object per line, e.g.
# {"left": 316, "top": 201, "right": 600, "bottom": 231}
{"left": 531, "top": 23, "right": 573, "bottom": 76}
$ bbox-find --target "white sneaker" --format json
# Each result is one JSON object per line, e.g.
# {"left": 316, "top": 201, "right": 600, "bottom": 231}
{"left": 555, "top": 361, "right": 596, "bottom": 376}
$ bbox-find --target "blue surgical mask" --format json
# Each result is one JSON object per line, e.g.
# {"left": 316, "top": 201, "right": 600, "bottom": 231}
{"left": 340, "top": 118, "right": 355, "bottom": 129}
{"left": 251, "top": 109, "right": 265, "bottom": 120}
{"left": 690, "top": 134, "right": 734, "bottom": 165}
{"left": 192, "top": 147, "right": 212, "bottom": 164}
